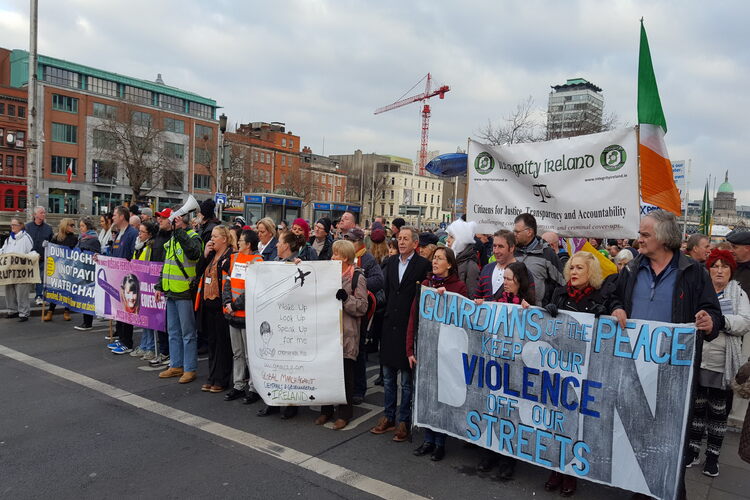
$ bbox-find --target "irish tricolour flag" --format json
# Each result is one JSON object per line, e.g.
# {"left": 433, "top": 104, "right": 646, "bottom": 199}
{"left": 638, "top": 20, "right": 681, "bottom": 215}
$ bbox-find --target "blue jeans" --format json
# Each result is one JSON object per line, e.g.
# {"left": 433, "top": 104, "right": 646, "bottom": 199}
{"left": 383, "top": 365, "right": 413, "bottom": 424}
{"left": 424, "top": 428, "right": 445, "bottom": 446}
{"left": 167, "top": 298, "right": 197, "bottom": 372}
{"left": 139, "top": 328, "right": 156, "bottom": 351}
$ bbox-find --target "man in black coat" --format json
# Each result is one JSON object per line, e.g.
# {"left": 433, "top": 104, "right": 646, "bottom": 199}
{"left": 370, "top": 226, "right": 431, "bottom": 442}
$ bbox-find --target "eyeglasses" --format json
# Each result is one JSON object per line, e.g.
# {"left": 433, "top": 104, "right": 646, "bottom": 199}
{"left": 10, "top": 223, "right": 21, "bottom": 227}
{"left": 69, "top": 223, "right": 76, "bottom": 227}
{"left": 513, "top": 227, "right": 530, "bottom": 234}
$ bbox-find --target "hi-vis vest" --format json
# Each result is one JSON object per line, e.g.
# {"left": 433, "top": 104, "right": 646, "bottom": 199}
{"left": 224, "top": 252, "right": 263, "bottom": 319}
{"left": 134, "top": 241, "right": 152, "bottom": 261}
{"left": 161, "top": 229, "right": 201, "bottom": 293}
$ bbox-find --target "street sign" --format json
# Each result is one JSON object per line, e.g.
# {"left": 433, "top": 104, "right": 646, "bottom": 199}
{"left": 214, "top": 192, "right": 227, "bottom": 205}
{"left": 398, "top": 205, "right": 425, "bottom": 216}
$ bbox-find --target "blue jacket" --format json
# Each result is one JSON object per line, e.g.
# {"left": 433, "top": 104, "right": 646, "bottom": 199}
{"left": 24, "top": 220, "right": 53, "bottom": 255}
{"left": 110, "top": 225, "right": 138, "bottom": 261}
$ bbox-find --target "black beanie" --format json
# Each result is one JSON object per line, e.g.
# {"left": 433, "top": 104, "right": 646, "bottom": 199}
{"left": 200, "top": 199, "right": 216, "bottom": 219}
{"left": 316, "top": 217, "right": 332, "bottom": 234}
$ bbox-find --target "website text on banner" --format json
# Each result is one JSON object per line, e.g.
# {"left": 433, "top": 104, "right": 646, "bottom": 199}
{"left": 413, "top": 288, "right": 694, "bottom": 500}
{"left": 245, "top": 261, "right": 346, "bottom": 406}
{"left": 0, "top": 252, "right": 40, "bottom": 285}
{"left": 467, "top": 127, "right": 639, "bottom": 238}
{"left": 94, "top": 256, "right": 166, "bottom": 331}
{"left": 43, "top": 243, "right": 95, "bottom": 314}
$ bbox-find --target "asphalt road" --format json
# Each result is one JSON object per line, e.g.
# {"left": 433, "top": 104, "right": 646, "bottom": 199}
{"left": 0, "top": 314, "right": 747, "bottom": 499}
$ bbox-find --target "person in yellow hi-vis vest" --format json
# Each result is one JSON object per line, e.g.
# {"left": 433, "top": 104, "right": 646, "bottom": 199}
{"left": 221, "top": 229, "right": 264, "bottom": 404}
{"left": 154, "top": 208, "right": 203, "bottom": 384}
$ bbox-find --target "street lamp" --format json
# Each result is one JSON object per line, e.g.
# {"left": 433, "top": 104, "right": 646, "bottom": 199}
{"left": 217, "top": 113, "right": 227, "bottom": 219}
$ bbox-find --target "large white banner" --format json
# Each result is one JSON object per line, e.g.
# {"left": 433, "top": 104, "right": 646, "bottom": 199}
{"left": 245, "top": 261, "right": 346, "bottom": 406}
{"left": 467, "top": 127, "right": 639, "bottom": 238}
{"left": 414, "top": 288, "right": 695, "bottom": 500}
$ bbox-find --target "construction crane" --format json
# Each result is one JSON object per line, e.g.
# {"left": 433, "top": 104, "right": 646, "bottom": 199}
{"left": 374, "top": 73, "right": 450, "bottom": 175}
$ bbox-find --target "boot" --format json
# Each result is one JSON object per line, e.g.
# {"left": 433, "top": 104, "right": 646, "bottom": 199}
{"left": 63, "top": 310, "right": 72, "bottom": 321}
{"left": 43, "top": 310, "right": 53, "bottom": 322}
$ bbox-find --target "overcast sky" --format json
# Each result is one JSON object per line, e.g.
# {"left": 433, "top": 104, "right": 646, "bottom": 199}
{"left": 2, "top": 0, "right": 748, "bottom": 205}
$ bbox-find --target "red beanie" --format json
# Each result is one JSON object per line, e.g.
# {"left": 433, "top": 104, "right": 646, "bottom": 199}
{"left": 292, "top": 218, "right": 310, "bottom": 240}
{"left": 706, "top": 248, "right": 736, "bottom": 273}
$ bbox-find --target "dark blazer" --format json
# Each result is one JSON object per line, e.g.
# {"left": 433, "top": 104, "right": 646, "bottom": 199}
{"left": 379, "top": 252, "right": 431, "bottom": 370}
{"left": 260, "top": 237, "right": 278, "bottom": 261}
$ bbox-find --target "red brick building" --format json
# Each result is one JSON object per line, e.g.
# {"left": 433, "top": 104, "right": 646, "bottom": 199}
{"left": 0, "top": 85, "right": 27, "bottom": 212}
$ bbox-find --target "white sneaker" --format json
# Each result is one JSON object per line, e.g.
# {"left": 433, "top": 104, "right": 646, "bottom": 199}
{"left": 141, "top": 351, "right": 155, "bottom": 361}
{"left": 129, "top": 347, "right": 146, "bottom": 358}
{"left": 35, "top": 297, "right": 44, "bottom": 306}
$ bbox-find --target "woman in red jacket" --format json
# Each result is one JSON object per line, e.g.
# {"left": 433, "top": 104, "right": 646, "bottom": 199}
{"left": 407, "top": 246, "right": 468, "bottom": 461}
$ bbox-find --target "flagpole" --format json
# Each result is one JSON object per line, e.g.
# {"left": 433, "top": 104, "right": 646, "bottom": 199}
{"left": 682, "top": 159, "right": 690, "bottom": 237}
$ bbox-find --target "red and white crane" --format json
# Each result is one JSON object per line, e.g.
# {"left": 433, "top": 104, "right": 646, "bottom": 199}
{"left": 374, "top": 73, "right": 450, "bottom": 176}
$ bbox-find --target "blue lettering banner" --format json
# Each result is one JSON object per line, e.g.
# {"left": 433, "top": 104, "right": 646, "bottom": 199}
{"left": 43, "top": 243, "right": 96, "bottom": 314}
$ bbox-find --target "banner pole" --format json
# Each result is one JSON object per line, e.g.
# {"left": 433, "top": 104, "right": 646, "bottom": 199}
{"left": 108, "top": 319, "right": 113, "bottom": 341}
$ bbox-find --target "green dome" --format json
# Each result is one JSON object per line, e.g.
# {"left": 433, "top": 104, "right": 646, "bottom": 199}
{"left": 718, "top": 181, "right": 733, "bottom": 193}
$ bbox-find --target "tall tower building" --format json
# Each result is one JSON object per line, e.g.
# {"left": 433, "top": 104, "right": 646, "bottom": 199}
{"left": 547, "top": 78, "right": 603, "bottom": 139}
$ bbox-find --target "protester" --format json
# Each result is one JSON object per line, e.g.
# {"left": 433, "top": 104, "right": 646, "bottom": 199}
{"left": 128, "top": 214, "right": 141, "bottom": 230}
{"left": 542, "top": 231, "right": 569, "bottom": 267}
{"left": 195, "top": 225, "right": 236, "bottom": 393}
{"left": 613, "top": 250, "right": 633, "bottom": 272}
{"left": 686, "top": 233, "right": 711, "bottom": 263}
{"left": 310, "top": 218, "right": 333, "bottom": 260}
{"left": 610, "top": 210, "right": 722, "bottom": 499}
{"left": 44, "top": 218, "right": 78, "bottom": 322}
{"left": 25, "top": 205, "right": 53, "bottom": 305}
{"left": 129, "top": 220, "right": 159, "bottom": 360}
{"left": 446, "top": 219, "right": 480, "bottom": 297}
{"left": 371, "top": 226, "right": 431, "bottom": 442}
{"left": 727, "top": 230, "right": 750, "bottom": 295}
{"left": 419, "top": 244, "right": 437, "bottom": 261}
{"left": 73, "top": 217, "right": 102, "bottom": 331}
{"left": 343, "top": 227, "right": 384, "bottom": 405}
{"left": 475, "top": 230, "right": 520, "bottom": 302}
{"left": 139, "top": 207, "right": 153, "bottom": 223}
{"left": 145, "top": 212, "right": 174, "bottom": 367}
{"left": 222, "top": 229, "right": 263, "bottom": 404}
{"left": 391, "top": 217, "right": 405, "bottom": 239}
{"left": 474, "top": 233, "right": 493, "bottom": 267}
{"left": 369, "top": 225, "right": 388, "bottom": 265}
{"left": 156, "top": 208, "right": 203, "bottom": 384}
{"left": 98, "top": 212, "right": 114, "bottom": 252}
{"left": 544, "top": 251, "right": 611, "bottom": 496}
{"left": 315, "top": 239, "right": 369, "bottom": 429}
{"left": 687, "top": 249, "right": 750, "bottom": 477}
{"left": 257, "top": 230, "right": 307, "bottom": 419}
{"left": 292, "top": 218, "right": 318, "bottom": 261}
{"left": 408, "top": 247, "right": 468, "bottom": 461}
{"left": 513, "top": 213, "right": 565, "bottom": 305}
{"left": 1, "top": 217, "right": 35, "bottom": 321}
{"left": 106, "top": 206, "right": 139, "bottom": 355}
{"left": 256, "top": 217, "right": 278, "bottom": 261}
{"left": 198, "top": 199, "right": 221, "bottom": 246}
{"left": 338, "top": 211, "right": 356, "bottom": 235}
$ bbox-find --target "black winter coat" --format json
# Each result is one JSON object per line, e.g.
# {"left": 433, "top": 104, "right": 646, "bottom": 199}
{"left": 379, "top": 253, "right": 431, "bottom": 370}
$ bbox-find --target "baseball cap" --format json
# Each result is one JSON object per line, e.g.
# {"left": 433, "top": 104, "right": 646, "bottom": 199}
{"left": 155, "top": 208, "right": 173, "bottom": 218}
{"left": 343, "top": 227, "right": 365, "bottom": 242}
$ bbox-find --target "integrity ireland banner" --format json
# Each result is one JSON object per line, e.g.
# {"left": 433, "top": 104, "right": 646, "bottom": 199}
{"left": 467, "top": 127, "right": 639, "bottom": 238}
{"left": 413, "top": 288, "right": 694, "bottom": 500}
{"left": 245, "top": 261, "right": 346, "bottom": 406}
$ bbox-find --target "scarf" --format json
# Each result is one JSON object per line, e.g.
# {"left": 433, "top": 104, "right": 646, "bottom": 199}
{"left": 567, "top": 282, "right": 595, "bottom": 303}
{"left": 499, "top": 291, "right": 522, "bottom": 304}
{"left": 429, "top": 274, "right": 448, "bottom": 287}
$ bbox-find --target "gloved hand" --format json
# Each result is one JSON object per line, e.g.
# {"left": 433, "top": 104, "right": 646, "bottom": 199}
{"left": 336, "top": 289, "right": 348, "bottom": 301}
{"left": 544, "top": 303, "right": 558, "bottom": 318}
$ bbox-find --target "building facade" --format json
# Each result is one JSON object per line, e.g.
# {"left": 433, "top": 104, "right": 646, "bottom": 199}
{"left": 547, "top": 78, "right": 603, "bottom": 139}
{"left": 0, "top": 84, "right": 27, "bottom": 212}
{"left": 1, "top": 48, "right": 220, "bottom": 215}
{"left": 714, "top": 171, "right": 737, "bottom": 222}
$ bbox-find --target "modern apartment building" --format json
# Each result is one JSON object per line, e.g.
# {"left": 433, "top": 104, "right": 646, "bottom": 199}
{"left": 546, "top": 78, "right": 603, "bottom": 139}
{"left": 0, "top": 48, "right": 220, "bottom": 215}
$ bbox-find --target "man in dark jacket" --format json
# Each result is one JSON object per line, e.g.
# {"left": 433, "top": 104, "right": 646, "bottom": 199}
{"left": 513, "top": 213, "right": 564, "bottom": 305}
{"left": 198, "top": 199, "right": 220, "bottom": 246}
{"left": 108, "top": 205, "right": 139, "bottom": 355}
{"left": 25, "top": 206, "right": 53, "bottom": 304}
{"left": 344, "top": 227, "right": 384, "bottom": 404}
{"left": 610, "top": 210, "right": 721, "bottom": 498}
{"left": 370, "top": 226, "right": 431, "bottom": 442}
{"left": 727, "top": 230, "right": 750, "bottom": 295}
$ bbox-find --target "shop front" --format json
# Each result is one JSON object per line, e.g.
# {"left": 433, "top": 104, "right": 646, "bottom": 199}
{"left": 312, "top": 203, "right": 361, "bottom": 223}
{"left": 242, "top": 194, "right": 304, "bottom": 226}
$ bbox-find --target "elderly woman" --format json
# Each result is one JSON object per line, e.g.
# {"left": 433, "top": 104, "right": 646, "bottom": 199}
{"left": 314, "top": 239, "right": 368, "bottom": 429}
{"left": 544, "top": 251, "right": 611, "bottom": 497}
{"left": 613, "top": 248, "right": 633, "bottom": 272}
{"left": 446, "top": 219, "right": 480, "bottom": 297}
{"left": 1, "top": 217, "right": 35, "bottom": 322}
{"left": 194, "top": 225, "right": 237, "bottom": 393}
{"left": 407, "top": 247, "right": 469, "bottom": 461}
{"left": 256, "top": 217, "right": 278, "bottom": 261}
{"left": 44, "top": 218, "right": 78, "bottom": 322}
{"left": 687, "top": 249, "right": 750, "bottom": 477}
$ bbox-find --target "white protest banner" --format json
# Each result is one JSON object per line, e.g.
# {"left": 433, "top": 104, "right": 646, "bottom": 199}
{"left": 0, "top": 252, "right": 40, "bottom": 285}
{"left": 467, "top": 127, "right": 639, "bottom": 238}
{"left": 413, "top": 288, "right": 695, "bottom": 500}
{"left": 245, "top": 261, "right": 345, "bottom": 406}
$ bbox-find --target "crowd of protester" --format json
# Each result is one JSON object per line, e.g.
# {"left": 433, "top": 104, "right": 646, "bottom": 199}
{"left": 3, "top": 201, "right": 750, "bottom": 498}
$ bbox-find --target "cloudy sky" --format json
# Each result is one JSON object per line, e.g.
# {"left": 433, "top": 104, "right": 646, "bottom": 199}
{"left": 2, "top": 0, "right": 748, "bottom": 204}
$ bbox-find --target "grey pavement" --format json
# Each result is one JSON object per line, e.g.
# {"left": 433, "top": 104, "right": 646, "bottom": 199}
{"left": 0, "top": 313, "right": 749, "bottom": 499}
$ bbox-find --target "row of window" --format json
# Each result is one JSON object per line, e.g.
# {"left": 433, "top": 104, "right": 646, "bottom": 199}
{"left": 386, "top": 176, "right": 441, "bottom": 191}
{"left": 0, "top": 102, "right": 27, "bottom": 118}
{"left": 3, "top": 189, "right": 27, "bottom": 211}
{"left": 0, "top": 155, "right": 25, "bottom": 177}
{"left": 280, "top": 137, "right": 294, "bottom": 148}
{"left": 251, "top": 169, "right": 272, "bottom": 183}
{"left": 0, "top": 128, "right": 25, "bottom": 147}
{"left": 379, "top": 203, "right": 441, "bottom": 219}
{"left": 44, "top": 66, "right": 214, "bottom": 119}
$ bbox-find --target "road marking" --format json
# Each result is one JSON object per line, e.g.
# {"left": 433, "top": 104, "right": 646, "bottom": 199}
{"left": 0, "top": 344, "right": 426, "bottom": 500}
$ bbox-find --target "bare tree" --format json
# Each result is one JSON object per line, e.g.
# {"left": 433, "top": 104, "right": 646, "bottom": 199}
{"left": 277, "top": 167, "right": 316, "bottom": 207}
{"left": 92, "top": 103, "right": 181, "bottom": 203}
{"left": 475, "top": 96, "right": 545, "bottom": 146}
{"left": 546, "top": 110, "right": 621, "bottom": 140}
